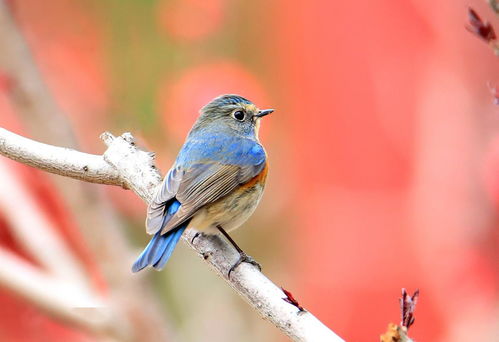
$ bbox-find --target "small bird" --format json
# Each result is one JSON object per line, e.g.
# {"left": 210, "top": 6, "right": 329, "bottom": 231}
{"left": 132, "top": 94, "right": 273, "bottom": 275}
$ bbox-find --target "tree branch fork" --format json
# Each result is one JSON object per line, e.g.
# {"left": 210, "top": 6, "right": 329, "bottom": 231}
{"left": 0, "top": 127, "right": 344, "bottom": 342}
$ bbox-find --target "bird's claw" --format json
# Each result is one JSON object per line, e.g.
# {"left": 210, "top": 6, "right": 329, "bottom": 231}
{"left": 228, "top": 252, "right": 262, "bottom": 278}
{"left": 191, "top": 232, "right": 203, "bottom": 244}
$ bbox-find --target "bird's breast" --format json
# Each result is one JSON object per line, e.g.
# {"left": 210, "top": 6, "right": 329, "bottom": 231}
{"left": 239, "top": 162, "right": 268, "bottom": 190}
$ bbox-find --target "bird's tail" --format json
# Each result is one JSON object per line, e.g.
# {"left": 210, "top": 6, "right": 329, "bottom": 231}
{"left": 132, "top": 222, "right": 188, "bottom": 273}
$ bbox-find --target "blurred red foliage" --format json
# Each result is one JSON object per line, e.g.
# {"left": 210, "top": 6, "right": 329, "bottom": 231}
{"left": 159, "top": 61, "right": 268, "bottom": 143}
{"left": 158, "top": 0, "right": 226, "bottom": 41}
{"left": 484, "top": 136, "right": 499, "bottom": 207}
{"left": 265, "top": 0, "right": 499, "bottom": 341}
{"left": 13, "top": 0, "right": 109, "bottom": 151}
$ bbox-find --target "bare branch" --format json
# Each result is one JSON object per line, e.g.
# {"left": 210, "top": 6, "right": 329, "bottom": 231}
{"left": 0, "top": 128, "right": 121, "bottom": 185}
{"left": 0, "top": 128, "right": 345, "bottom": 342}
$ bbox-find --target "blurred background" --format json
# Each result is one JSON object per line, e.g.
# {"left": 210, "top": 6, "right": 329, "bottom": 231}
{"left": 0, "top": 0, "right": 498, "bottom": 341}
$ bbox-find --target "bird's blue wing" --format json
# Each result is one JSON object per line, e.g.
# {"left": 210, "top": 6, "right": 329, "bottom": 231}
{"left": 146, "top": 136, "right": 266, "bottom": 235}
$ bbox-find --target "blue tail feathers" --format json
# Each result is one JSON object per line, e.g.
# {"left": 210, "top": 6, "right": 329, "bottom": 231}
{"left": 132, "top": 224, "right": 187, "bottom": 272}
{"left": 132, "top": 199, "right": 187, "bottom": 273}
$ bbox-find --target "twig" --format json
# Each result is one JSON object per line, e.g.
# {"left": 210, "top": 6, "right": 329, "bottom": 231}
{"left": 379, "top": 289, "right": 419, "bottom": 342}
{"left": 0, "top": 127, "right": 345, "bottom": 342}
{"left": 400, "top": 288, "right": 419, "bottom": 330}
{"left": 466, "top": 7, "right": 499, "bottom": 56}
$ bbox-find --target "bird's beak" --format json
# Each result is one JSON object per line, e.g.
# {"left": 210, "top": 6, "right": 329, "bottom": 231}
{"left": 255, "top": 109, "right": 274, "bottom": 118}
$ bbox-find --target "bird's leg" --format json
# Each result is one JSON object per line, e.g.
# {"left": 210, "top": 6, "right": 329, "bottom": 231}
{"left": 216, "top": 225, "right": 262, "bottom": 277}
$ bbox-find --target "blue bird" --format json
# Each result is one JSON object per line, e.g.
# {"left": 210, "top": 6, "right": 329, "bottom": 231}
{"left": 132, "top": 94, "right": 273, "bottom": 275}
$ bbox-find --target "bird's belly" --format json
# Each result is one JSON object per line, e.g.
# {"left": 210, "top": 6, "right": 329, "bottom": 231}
{"left": 188, "top": 182, "right": 265, "bottom": 234}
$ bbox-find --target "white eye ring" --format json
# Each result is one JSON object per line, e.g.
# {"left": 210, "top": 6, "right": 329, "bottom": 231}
{"left": 232, "top": 110, "right": 246, "bottom": 121}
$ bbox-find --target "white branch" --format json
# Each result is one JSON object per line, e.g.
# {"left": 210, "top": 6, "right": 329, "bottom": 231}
{"left": 0, "top": 127, "right": 345, "bottom": 342}
{"left": 0, "top": 128, "right": 121, "bottom": 185}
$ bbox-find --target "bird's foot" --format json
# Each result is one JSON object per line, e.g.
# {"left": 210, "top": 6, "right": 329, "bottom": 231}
{"left": 228, "top": 251, "right": 262, "bottom": 278}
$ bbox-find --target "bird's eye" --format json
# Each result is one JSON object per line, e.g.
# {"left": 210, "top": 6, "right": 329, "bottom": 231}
{"left": 232, "top": 110, "right": 246, "bottom": 121}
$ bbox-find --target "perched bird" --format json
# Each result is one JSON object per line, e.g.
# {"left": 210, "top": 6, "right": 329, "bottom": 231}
{"left": 132, "top": 94, "right": 273, "bottom": 275}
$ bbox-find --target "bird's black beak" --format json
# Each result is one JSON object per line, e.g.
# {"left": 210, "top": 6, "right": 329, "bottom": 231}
{"left": 255, "top": 109, "right": 274, "bottom": 118}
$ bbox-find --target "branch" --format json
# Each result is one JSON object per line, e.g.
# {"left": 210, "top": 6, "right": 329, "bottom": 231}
{"left": 0, "top": 128, "right": 121, "bottom": 185}
{"left": 0, "top": 127, "right": 345, "bottom": 342}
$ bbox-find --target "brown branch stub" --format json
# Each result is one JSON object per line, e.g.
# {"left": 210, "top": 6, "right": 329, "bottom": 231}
{"left": 400, "top": 288, "right": 419, "bottom": 330}
{"left": 380, "top": 323, "right": 412, "bottom": 342}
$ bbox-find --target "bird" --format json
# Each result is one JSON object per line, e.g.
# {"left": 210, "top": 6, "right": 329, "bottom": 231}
{"left": 132, "top": 94, "right": 273, "bottom": 275}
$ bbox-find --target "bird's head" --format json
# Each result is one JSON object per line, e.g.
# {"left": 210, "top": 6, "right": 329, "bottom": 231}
{"left": 190, "top": 94, "right": 273, "bottom": 139}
